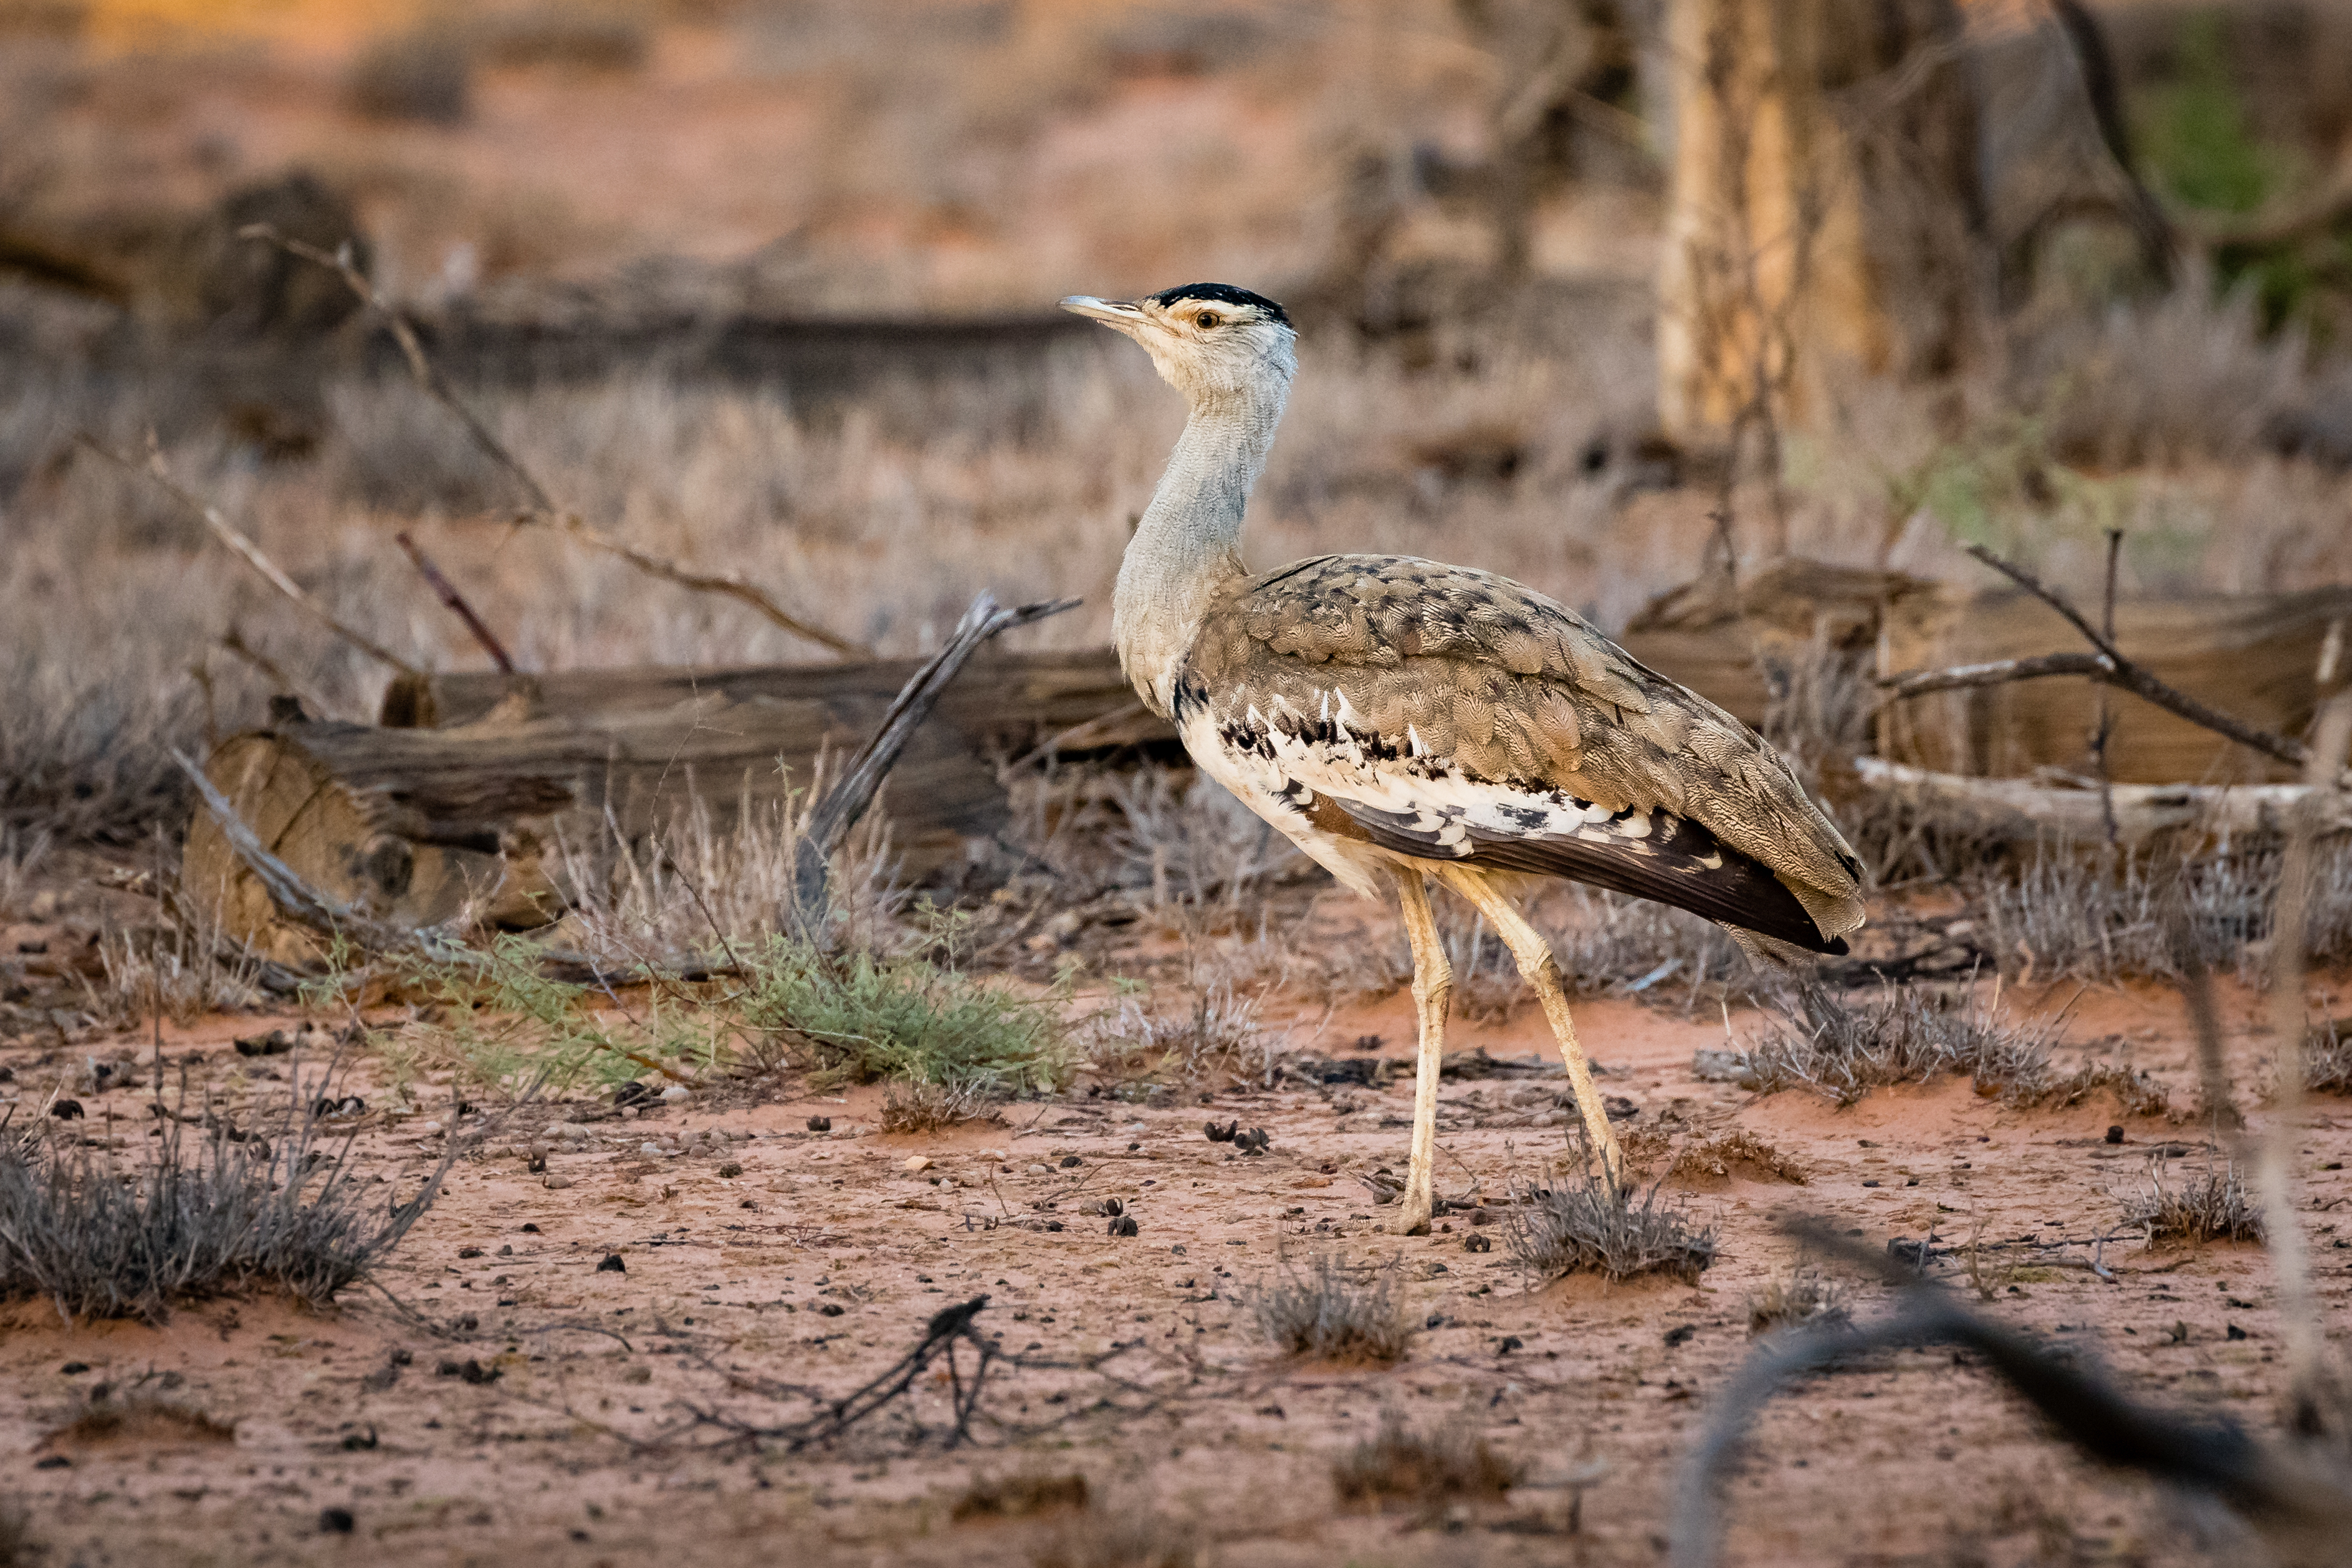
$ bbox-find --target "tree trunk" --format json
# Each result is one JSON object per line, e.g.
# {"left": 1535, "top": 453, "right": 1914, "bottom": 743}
{"left": 1656, "top": 0, "right": 1986, "bottom": 467}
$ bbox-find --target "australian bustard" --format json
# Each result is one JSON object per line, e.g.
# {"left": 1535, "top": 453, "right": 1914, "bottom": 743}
{"left": 1063, "top": 284, "right": 1866, "bottom": 1233}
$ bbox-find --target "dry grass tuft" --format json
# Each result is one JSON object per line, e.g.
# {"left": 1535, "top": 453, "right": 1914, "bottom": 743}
{"left": 0, "top": 826, "right": 48, "bottom": 919}
{"left": 1967, "top": 836, "right": 2352, "bottom": 985}
{"left": 2120, "top": 1155, "right": 2264, "bottom": 1245}
{"left": 1506, "top": 1170, "right": 1718, "bottom": 1284}
{"left": 46, "top": 1396, "right": 236, "bottom": 1449}
{"left": 1741, "top": 983, "right": 2071, "bottom": 1107}
{"left": 2307, "top": 1017, "right": 2352, "bottom": 1096}
{"left": 1030, "top": 1506, "right": 1203, "bottom": 1568}
{"left": 952, "top": 1470, "right": 1089, "bottom": 1522}
{"left": 1331, "top": 1410, "right": 1521, "bottom": 1510}
{"left": 1088, "top": 977, "right": 1269, "bottom": 1084}
{"left": 1670, "top": 1130, "right": 1808, "bottom": 1187}
{"left": 879, "top": 1078, "right": 995, "bottom": 1134}
{"left": 1249, "top": 1251, "right": 1416, "bottom": 1365}
{"left": 1746, "top": 1265, "right": 1850, "bottom": 1335}
{"left": 0, "top": 1072, "right": 447, "bottom": 1320}
{"left": 2021, "top": 1060, "right": 2173, "bottom": 1119}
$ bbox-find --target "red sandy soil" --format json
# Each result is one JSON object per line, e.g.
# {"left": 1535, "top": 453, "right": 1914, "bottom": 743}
{"left": 4, "top": 915, "right": 2349, "bottom": 1566}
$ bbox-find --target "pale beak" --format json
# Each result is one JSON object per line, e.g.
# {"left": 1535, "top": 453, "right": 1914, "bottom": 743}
{"left": 1059, "top": 295, "right": 1149, "bottom": 333}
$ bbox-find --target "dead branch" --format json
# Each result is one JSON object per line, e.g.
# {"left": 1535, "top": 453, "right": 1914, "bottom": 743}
{"left": 681, "top": 1294, "right": 1002, "bottom": 1452}
{"left": 394, "top": 531, "right": 515, "bottom": 673}
{"left": 78, "top": 439, "right": 423, "bottom": 679}
{"left": 237, "top": 224, "right": 868, "bottom": 659}
{"left": 1670, "top": 1226, "right": 2352, "bottom": 1568}
{"left": 1851, "top": 760, "right": 2352, "bottom": 846}
{"left": 1876, "top": 545, "right": 2311, "bottom": 770}
{"left": 791, "top": 591, "right": 1078, "bottom": 935}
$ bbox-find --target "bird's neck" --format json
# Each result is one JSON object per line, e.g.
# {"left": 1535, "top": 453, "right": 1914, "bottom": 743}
{"left": 1114, "top": 390, "right": 1284, "bottom": 715}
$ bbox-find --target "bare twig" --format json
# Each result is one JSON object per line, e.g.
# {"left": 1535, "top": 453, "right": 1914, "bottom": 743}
{"left": 237, "top": 224, "right": 867, "bottom": 659}
{"left": 78, "top": 438, "right": 423, "bottom": 679}
{"left": 1877, "top": 545, "right": 2310, "bottom": 770}
{"left": 395, "top": 531, "right": 515, "bottom": 673}
{"left": 681, "top": 1294, "right": 1002, "bottom": 1451}
{"left": 790, "top": 591, "right": 1079, "bottom": 935}
{"left": 2094, "top": 528, "right": 2123, "bottom": 844}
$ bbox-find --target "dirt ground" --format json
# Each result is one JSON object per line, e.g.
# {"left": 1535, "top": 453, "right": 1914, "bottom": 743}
{"left": 5, "top": 883, "right": 2348, "bottom": 1568}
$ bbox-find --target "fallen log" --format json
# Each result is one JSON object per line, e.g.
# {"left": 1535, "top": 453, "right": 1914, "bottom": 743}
{"left": 1852, "top": 758, "right": 2352, "bottom": 847}
{"left": 183, "top": 683, "right": 1022, "bottom": 963}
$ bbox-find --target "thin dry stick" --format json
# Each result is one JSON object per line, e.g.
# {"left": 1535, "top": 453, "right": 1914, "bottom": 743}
{"left": 78, "top": 438, "right": 423, "bottom": 679}
{"left": 396, "top": 531, "right": 515, "bottom": 673}
{"left": 790, "top": 591, "right": 1079, "bottom": 935}
{"left": 2257, "top": 691, "right": 2352, "bottom": 1430}
{"left": 2093, "top": 527, "right": 2122, "bottom": 845}
{"left": 237, "top": 224, "right": 868, "bottom": 659}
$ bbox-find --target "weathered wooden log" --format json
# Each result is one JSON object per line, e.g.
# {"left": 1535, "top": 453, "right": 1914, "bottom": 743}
{"left": 1853, "top": 758, "right": 2352, "bottom": 848}
{"left": 1879, "top": 588, "right": 2352, "bottom": 783}
{"left": 183, "top": 682, "right": 1021, "bottom": 963}
{"left": 378, "top": 648, "right": 1170, "bottom": 747}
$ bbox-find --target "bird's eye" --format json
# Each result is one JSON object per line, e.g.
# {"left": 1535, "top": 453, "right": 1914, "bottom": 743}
{"left": 1195, "top": 311, "right": 1221, "bottom": 329}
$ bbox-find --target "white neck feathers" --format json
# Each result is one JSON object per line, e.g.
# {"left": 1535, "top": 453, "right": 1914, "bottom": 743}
{"left": 1113, "top": 388, "right": 1286, "bottom": 715}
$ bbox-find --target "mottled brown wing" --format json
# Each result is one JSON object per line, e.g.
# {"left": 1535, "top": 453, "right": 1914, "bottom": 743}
{"left": 1175, "top": 553, "right": 1866, "bottom": 943}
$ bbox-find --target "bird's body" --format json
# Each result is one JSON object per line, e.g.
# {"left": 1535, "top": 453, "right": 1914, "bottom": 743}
{"left": 1064, "top": 282, "right": 1865, "bottom": 1227}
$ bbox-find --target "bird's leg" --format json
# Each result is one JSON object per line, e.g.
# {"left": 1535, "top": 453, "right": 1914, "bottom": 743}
{"left": 1391, "top": 866, "right": 1451, "bottom": 1236}
{"left": 1436, "top": 868, "right": 1624, "bottom": 1186}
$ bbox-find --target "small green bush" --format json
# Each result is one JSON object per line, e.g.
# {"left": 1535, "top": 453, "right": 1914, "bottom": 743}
{"left": 735, "top": 935, "right": 1071, "bottom": 1095}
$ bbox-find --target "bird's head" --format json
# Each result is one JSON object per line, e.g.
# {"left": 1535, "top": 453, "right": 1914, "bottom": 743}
{"left": 1061, "top": 284, "right": 1297, "bottom": 409}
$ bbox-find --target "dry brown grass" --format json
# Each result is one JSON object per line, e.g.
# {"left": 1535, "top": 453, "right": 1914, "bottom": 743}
{"left": 1248, "top": 1250, "right": 1417, "bottom": 1365}
{"left": 1030, "top": 1506, "right": 1203, "bottom": 1568}
{"left": 2304, "top": 1016, "right": 2352, "bottom": 1097}
{"left": 1670, "top": 1130, "right": 1808, "bottom": 1187}
{"left": 45, "top": 1396, "right": 236, "bottom": 1449}
{"left": 952, "top": 1470, "right": 1089, "bottom": 1522}
{"left": 1746, "top": 1265, "right": 1849, "bottom": 1335}
{"left": 1330, "top": 1410, "right": 1522, "bottom": 1511}
{"left": 877, "top": 1078, "right": 995, "bottom": 1134}
{"left": 2120, "top": 1154, "right": 2264, "bottom": 1245}
{"left": 1505, "top": 1170, "right": 1718, "bottom": 1285}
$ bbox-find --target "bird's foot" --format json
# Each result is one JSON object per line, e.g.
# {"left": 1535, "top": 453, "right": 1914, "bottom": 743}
{"left": 1391, "top": 1195, "right": 1433, "bottom": 1236}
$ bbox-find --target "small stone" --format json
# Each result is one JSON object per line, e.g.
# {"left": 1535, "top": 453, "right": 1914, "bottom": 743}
{"left": 640, "top": 1142, "right": 667, "bottom": 1157}
{"left": 417, "top": 1121, "right": 442, "bottom": 1134}
{"left": 661, "top": 1086, "right": 692, "bottom": 1104}
{"left": 904, "top": 1155, "right": 933, "bottom": 1173}
{"left": 596, "top": 1253, "right": 626, "bottom": 1273}
{"left": 806, "top": 1116, "right": 832, "bottom": 1132}
{"left": 319, "top": 1508, "right": 355, "bottom": 1534}
{"left": 718, "top": 1162, "right": 742, "bottom": 1178}
{"left": 542, "top": 1175, "right": 574, "bottom": 1190}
